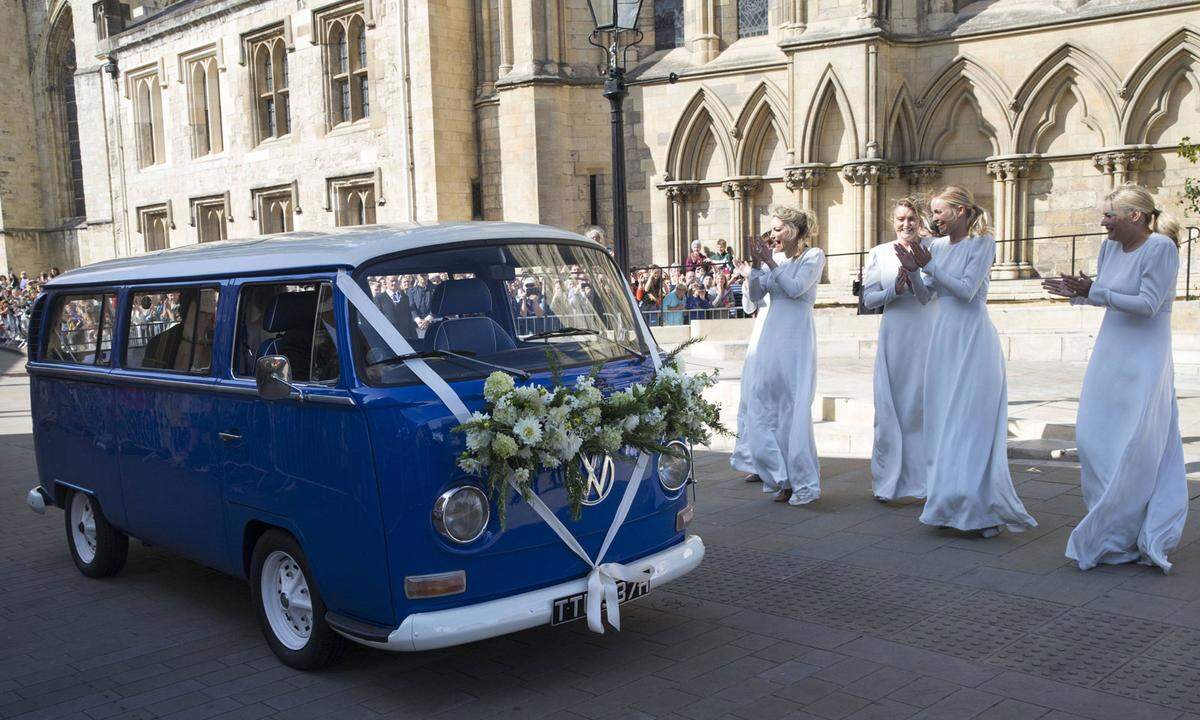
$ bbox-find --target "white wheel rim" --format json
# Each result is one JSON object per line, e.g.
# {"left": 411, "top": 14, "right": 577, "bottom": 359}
{"left": 70, "top": 493, "right": 97, "bottom": 564}
{"left": 261, "top": 550, "right": 313, "bottom": 651}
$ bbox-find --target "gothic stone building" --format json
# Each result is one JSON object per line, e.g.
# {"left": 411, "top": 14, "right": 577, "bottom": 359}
{"left": 1, "top": 0, "right": 1198, "bottom": 286}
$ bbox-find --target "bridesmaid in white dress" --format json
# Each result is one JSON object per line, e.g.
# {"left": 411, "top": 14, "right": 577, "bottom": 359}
{"left": 1043, "top": 185, "right": 1187, "bottom": 572}
{"left": 731, "top": 237, "right": 785, "bottom": 483}
{"left": 863, "top": 198, "right": 937, "bottom": 502}
{"left": 740, "top": 205, "right": 825, "bottom": 505}
{"left": 896, "top": 186, "right": 1036, "bottom": 537}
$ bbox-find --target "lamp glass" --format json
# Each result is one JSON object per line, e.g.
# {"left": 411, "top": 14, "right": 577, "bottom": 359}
{"left": 588, "top": 0, "right": 643, "bottom": 31}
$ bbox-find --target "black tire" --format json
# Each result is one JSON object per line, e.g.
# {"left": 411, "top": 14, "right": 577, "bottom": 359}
{"left": 250, "top": 529, "right": 346, "bottom": 670}
{"left": 64, "top": 490, "right": 129, "bottom": 578}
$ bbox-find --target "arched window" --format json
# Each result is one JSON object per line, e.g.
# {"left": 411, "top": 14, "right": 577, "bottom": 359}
{"left": 47, "top": 9, "right": 86, "bottom": 219}
{"left": 187, "top": 59, "right": 223, "bottom": 156}
{"left": 329, "top": 174, "right": 376, "bottom": 226}
{"left": 132, "top": 72, "right": 165, "bottom": 168}
{"left": 250, "top": 34, "right": 289, "bottom": 142}
{"left": 319, "top": 5, "right": 370, "bottom": 127}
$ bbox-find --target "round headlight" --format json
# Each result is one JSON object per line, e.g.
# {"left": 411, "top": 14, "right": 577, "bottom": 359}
{"left": 659, "top": 441, "right": 692, "bottom": 493}
{"left": 433, "top": 486, "right": 490, "bottom": 544}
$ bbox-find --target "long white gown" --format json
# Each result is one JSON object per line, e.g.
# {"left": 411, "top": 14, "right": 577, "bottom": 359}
{"left": 730, "top": 261, "right": 774, "bottom": 474}
{"left": 1065, "top": 233, "right": 1187, "bottom": 572}
{"left": 863, "top": 240, "right": 937, "bottom": 501}
{"left": 735, "top": 248, "right": 825, "bottom": 505}
{"left": 917, "top": 235, "right": 1037, "bottom": 532}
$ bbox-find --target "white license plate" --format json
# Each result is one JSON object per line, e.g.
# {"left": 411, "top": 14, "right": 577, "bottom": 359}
{"left": 551, "top": 579, "right": 650, "bottom": 626}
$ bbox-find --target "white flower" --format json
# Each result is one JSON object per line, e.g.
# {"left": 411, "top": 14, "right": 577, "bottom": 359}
{"left": 513, "top": 385, "right": 545, "bottom": 409}
{"left": 539, "top": 451, "right": 562, "bottom": 468}
{"left": 583, "top": 407, "right": 602, "bottom": 426}
{"left": 598, "top": 425, "right": 623, "bottom": 453}
{"left": 557, "top": 431, "right": 583, "bottom": 458}
{"left": 465, "top": 429, "right": 493, "bottom": 451}
{"left": 457, "top": 456, "right": 485, "bottom": 475}
{"left": 493, "top": 397, "right": 519, "bottom": 425}
{"left": 513, "top": 416, "right": 543, "bottom": 446}
{"left": 622, "top": 414, "right": 640, "bottom": 432}
{"left": 547, "top": 406, "right": 569, "bottom": 426}
{"left": 492, "top": 433, "right": 518, "bottom": 459}
{"left": 514, "top": 467, "right": 531, "bottom": 485}
{"left": 483, "top": 372, "right": 516, "bottom": 402}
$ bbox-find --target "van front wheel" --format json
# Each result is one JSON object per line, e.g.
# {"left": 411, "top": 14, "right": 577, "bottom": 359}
{"left": 65, "top": 490, "right": 128, "bottom": 578}
{"left": 250, "top": 530, "right": 346, "bottom": 670}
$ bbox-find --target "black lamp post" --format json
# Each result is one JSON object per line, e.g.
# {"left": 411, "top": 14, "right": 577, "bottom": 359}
{"left": 586, "top": 0, "right": 644, "bottom": 274}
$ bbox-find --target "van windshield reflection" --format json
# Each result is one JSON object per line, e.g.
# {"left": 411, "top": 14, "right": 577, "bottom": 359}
{"left": 354, "top": 242, "right": 648, "bottom": 386}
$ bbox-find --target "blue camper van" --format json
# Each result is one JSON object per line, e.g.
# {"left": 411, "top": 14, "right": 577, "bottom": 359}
{"left": 24, "top": 223, "right": 704, "bottom": 669}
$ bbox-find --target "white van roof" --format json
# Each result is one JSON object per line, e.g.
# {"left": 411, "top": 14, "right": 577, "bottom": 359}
{"left": 47, "top": 222, "right": 589, "bottom": 287}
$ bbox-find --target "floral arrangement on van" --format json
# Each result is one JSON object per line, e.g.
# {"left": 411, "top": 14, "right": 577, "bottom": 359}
{"left": 454, "top": 345, "right": 729, "bottom": 524}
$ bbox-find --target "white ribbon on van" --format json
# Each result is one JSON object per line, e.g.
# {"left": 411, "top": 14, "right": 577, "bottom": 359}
{"left": 337, "top": 269, "right": 664, "bottom": 635}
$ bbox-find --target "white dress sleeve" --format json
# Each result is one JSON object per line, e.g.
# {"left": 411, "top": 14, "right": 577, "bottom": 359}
{"left": 1070, "top": 241, "right": 1109, "bottom": 306}
{"left": 923, "top": 236, "right": 993, "bottom": 303}
{"left": 756, "top": 249, "right": 825, "bottom": 300}
{"left": 861, "top": 246, "right": 897, "bottom": 310}
{"left": 1085, "top": 237, "right": 1178, "bottom": 317}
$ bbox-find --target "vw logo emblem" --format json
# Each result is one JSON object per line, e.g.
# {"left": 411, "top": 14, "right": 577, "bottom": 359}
{"left": 580, "top": 453, "right": 616, "bottom": 506}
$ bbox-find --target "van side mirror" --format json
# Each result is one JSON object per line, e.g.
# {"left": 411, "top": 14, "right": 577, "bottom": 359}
{"left": 255, "top": 355, "right": 303, "bottom": 401}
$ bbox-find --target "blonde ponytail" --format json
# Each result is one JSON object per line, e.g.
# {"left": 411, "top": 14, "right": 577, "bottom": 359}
{"left": 1106, "top": 184, "right": 1180, "bottom": 246}
{"left": 771, "top": 204, "right": 820, "bottom": 257}
{"left": 933, "top": 186, "right": 992, "bottom": 237}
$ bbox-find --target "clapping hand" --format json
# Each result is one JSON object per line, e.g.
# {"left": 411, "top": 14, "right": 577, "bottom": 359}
{"left": 894, "top": 244, "right": 919, "bottom": 272}
{"left": 1062, "top": 271, "right": 1092, "bottom": 298}
{"left": 1041, "top": 271, "right": 1092, "bottom": 299}
{"left": 895, "top": 268, "right": 911, "bottom": 294}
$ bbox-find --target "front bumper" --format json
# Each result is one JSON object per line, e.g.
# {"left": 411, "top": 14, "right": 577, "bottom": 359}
{"left": 26, "top": 486, "right": 50, "bottom": 514}
{"left": 353, "top": 534, "right": 705, "bottom": 652}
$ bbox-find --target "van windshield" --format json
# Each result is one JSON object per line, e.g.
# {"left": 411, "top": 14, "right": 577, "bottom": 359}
{"left": 353, "top": 242, "right": 649, "bottom": 386}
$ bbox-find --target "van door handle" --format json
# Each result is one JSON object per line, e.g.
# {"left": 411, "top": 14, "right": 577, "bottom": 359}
{"left": 218, "top": 431, "right": 242, "bottom": 443}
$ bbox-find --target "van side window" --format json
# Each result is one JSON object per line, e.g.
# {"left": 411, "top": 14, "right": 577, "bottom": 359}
{"left": 44, "top": 294, "right": 117, "bottom": 366}
{"left": 126, "top": 288, "right": 220, "bottom": 374}
{"left": 234, "top": 282, "right": 339, "bottom": 384}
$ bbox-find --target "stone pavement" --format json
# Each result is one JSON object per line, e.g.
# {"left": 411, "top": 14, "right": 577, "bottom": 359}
{"left": 4, "top": 351, "right": 1200, "bottom": 719}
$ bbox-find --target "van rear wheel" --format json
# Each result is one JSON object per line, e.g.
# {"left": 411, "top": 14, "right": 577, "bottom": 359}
{"left": 64, "top": 490, "right": 128, "bottom": 578}
{"left": 250, "top": 530, "right": 346, "bottom": 670}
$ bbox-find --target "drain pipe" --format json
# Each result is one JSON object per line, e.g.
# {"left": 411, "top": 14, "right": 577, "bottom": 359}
{"left": 398, "top": 0, "right": 417, "bottom": 221}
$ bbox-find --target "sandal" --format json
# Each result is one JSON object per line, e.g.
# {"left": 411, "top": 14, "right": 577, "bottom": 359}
{"left": 744, "top": 474, "right": 762, "bottom": 483}
{"left": 773, "top": 488, "right": 793, "bottom": 503}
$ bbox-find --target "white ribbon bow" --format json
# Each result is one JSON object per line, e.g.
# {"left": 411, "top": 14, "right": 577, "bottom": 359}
{"left": 338, "top": 268, "right": 664, "bottom": 634}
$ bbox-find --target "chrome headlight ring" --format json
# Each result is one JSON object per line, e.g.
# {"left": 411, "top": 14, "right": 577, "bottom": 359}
{"left": 432, "top": 485, "right": 490, "bottom": 544}
{"left": 658, "top": 440, "right": 692, "bottom": 493}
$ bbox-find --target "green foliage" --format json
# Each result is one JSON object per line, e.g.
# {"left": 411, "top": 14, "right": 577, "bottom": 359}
{"left": 453, "top": 349, "right": 732, "bottom": 527}
{"left": 1180, "top": 136, "right": 1200, "bottom": 217}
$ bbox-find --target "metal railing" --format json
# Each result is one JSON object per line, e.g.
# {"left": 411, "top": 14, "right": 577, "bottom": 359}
{"left": 632, "top": 228, "right": 1199, "bottom": 320}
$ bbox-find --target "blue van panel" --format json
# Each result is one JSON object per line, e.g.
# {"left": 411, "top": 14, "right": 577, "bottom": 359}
{"left": 358, "top": 357, "right": 690, "bottom": 623}
{"left": 31, "top": 375, "right": 123, "bottom": 527}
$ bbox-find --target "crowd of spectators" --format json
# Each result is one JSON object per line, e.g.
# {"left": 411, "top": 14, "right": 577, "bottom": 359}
{"left": 629, "top": 238, "right": 749, "bottom": 325}
{"left": 1, "top": 269, "right": 60, "bottom": 349}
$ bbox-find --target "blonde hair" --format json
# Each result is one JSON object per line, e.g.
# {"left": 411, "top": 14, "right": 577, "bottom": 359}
{"left": 932, "top": 186, "right": 991, "bottom": 238}
{"left": 770, "top": 204, "right": 819, "bottom": 258}
{"left": 1105, "top": 184, "right": 1180, "bottom": 246}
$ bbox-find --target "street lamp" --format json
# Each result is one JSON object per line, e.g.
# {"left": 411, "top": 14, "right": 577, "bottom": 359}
{"left": 586, "top": 0, "right": 644, "bottom": 273}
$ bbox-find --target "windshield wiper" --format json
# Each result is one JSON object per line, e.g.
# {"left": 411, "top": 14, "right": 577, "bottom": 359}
{"left": 524, "top": 326, "right": 647, "bottom": 360}
{"left": 523, "top": 326, "right": 599, "bottom": 341}
{"left": 368, "top": 348, "right": 531, "bottom": 380}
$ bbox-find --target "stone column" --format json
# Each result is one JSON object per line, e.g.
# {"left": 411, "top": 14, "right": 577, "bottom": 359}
{"left": 842, "top": 161, "right": 896, "bottom": 270}
{"left": 686, "top": 0, "right": 720, "bottom": 65}
{"left": 1093, "top": 148, "right": 1149, "bottom": 190}
{"left": 777, "top": 0, "right": 807, "bottom": 43}
{"left": 901, "top": 162, "right": 942, "bottom": 197}
{"left": 783, "top": 164, "right": 827, "bottom": 210}
{"left": 660, "top": 181, "right": 698, "bottom": 265}
{"left": 497, "top": 0, "right": 514, "bottom": 75}
{"left": 722, "top": 177, "right": 762, "bottom": 258}
{"left": 986, "top": 156, "right": 1039, "bottom": 279}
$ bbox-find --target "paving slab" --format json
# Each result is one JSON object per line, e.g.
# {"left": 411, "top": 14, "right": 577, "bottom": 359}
{"left": 3, "top": 361, "right": 1199, "bottom": 720}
